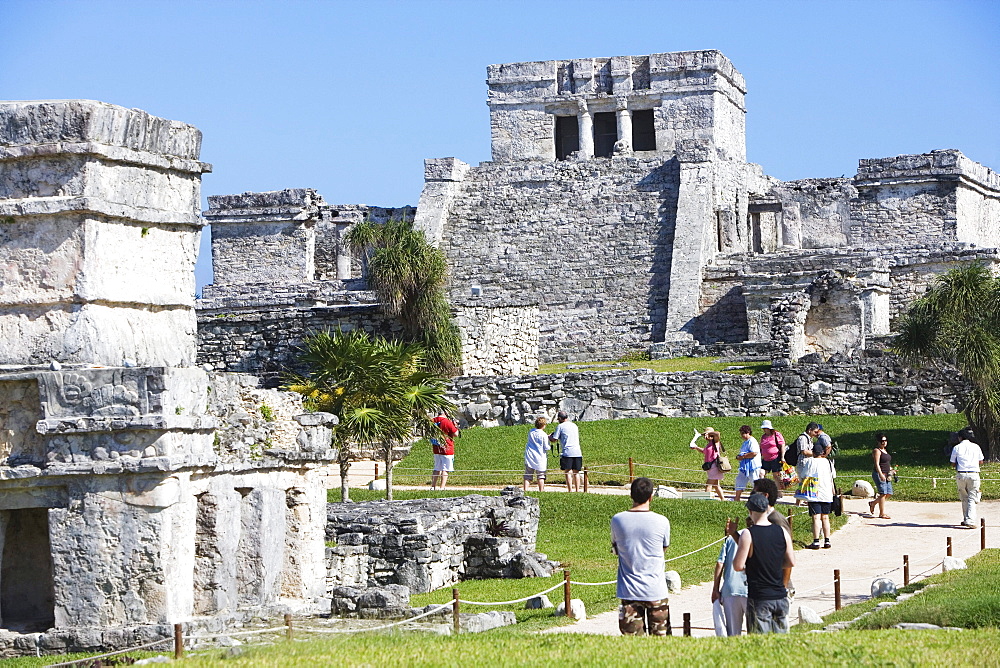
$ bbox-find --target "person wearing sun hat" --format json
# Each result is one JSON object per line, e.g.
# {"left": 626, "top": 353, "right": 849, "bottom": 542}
{"left": 758, "top": 420, "right": 786, "bottom": 489}
{"left": 690, "top": 427, "right": 726, "bottom": 501}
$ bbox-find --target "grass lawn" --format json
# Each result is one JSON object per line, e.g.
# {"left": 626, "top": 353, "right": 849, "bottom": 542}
{"left": 537, "top": 355, "right": 771, "bottom": 375}
{"left": 391, "top": 413, "right": 991, "bottom": 501}
{"left": 338, "top": 489, "right": 844, "bottom": 629}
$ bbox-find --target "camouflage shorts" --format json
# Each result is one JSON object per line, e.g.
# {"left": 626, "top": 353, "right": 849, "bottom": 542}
{"left": 619, "top": 598, "right": 672, "bottom": 636}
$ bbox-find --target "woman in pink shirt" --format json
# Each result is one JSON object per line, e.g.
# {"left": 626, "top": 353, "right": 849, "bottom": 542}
{"left": 691, "top": 428, "right": 726, "bottom": 501}
{"left": 758, "top": 420, "right": 786, "bottom": 489}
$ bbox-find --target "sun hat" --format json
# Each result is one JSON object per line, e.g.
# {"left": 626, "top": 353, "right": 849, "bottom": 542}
{"left": 760, "top": 420, "right": 774, "bottom": 430}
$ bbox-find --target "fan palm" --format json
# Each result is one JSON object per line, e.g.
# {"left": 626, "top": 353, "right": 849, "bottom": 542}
{"left": 287, "top": 328, "right": 453, "bottom": 500}
{"left": 895, "top": 262, "right": 1000, "bottom": 460}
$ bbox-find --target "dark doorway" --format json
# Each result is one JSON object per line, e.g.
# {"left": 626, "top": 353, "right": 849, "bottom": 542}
{"left": 1, "top": 508, "right": 55, "bottom": 632}
{"left": 631, "top": 109, "right": 656, "bottom": 151}
{"left": 555, "top": 115, "right": 579, "bottom": 161}
{"left": 593, "top": 112, "right": 617, "bottom": 158}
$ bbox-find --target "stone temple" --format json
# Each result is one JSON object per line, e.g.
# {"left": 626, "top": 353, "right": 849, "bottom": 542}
{"left": 197, "top": 50, "right": 1000, "bottom": 379}
{"left": 2, "top": 48, "right": 999, "bottom": 653}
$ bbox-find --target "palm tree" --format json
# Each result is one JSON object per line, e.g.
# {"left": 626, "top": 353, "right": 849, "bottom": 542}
{"left": 287, "top": 328, "right": 453, "bottom": 501}
{"left": 346, "top": 216, "right": 461, "bottom": 375}
{"left": 895, "top": 262, "right": 1000, "bottom": 460}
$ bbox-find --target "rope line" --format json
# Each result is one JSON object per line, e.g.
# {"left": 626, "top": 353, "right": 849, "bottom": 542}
{"left": 44, "top": 637, "right": 173, "bottom": 667}
{"left": 185, "top": 624, "right": 289, "bottom": 640}
{"left": 291, "top": 603, "right": 454, "bottom": 633}
{"left": 458, "top": 581, "right": 565, "bottom": 605}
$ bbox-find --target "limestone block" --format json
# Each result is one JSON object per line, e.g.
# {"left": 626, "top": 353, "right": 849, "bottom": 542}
{"left": 525, "top": 595, "right": 553, "bottom": 609}
{"left": 798, "top": 606, "right": 823, "bottom": 625}
{"left": 665, "top": 570, "right": 681, "bottom": 594}
{"left": 654, "top": 486, "right": 682, "bottom": 499}
{"left": 554, "top": 598, "right": 586, "bottom": 621}
{"left": 462, "top": 610, "right": 516, "bottom": 633}
{"left": 853, "top": 480, "right": 875, "bottom": 498}
{"left": 871, "top": 578, "right": 897, "bottom": 597}
{"left": 943, "top": 556, "right": 967, "bottom": 572}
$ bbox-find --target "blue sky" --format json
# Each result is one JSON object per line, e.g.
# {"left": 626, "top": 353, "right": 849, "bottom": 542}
{"left": 3, "top": 0, "right": 998, "bottom": 290}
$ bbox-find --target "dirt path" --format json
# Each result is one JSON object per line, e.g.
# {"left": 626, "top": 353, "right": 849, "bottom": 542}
{"left": 546, "top": 497, "right": 1000, "bottom": 637}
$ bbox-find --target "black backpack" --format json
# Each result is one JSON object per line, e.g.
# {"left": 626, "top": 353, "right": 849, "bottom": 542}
{"left": 785, "top": 433, "right": 808, "bottom": 466}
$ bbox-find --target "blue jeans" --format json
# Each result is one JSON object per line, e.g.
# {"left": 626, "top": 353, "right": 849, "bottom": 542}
{"left": 747, "top": 597, "right": 789, "bottom": 634}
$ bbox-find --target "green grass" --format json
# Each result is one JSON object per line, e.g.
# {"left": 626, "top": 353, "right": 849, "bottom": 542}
{"left": 391, "top": 413, "right": 987, "bottom": 501}
{"left": 176, "top": 628, "right": 1000, "bottom": 666}
{"left": 335, "top": 490, "right": 843, "bottom": 628}
{"left": 537, "top": 355, "right": 771, "bottom": 375}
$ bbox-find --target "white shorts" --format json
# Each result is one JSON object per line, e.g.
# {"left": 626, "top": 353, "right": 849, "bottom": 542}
{"left": 735, "top": 469, "right": 762, "bottom": 491}
{"left": 433, "top": 454, "right": 454, "bottom": 472}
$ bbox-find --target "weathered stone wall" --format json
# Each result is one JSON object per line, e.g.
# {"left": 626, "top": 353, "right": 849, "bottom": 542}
{"left": 0, "top": 100, "right": 211, "bottom": 368}
{"left": 325, "top": 490, "right": 541, "bottom": 594}
{"left": 447, "top": 353, "right": 964, "bottom": 428}
{"left": 771, "top": 178, "right": 854, "bottom": 249}
{"left": 436, "top": 157, "right": 678, "bottom": 363}
{"left": 454, "top": 301, "right": 540, "bottom": 375}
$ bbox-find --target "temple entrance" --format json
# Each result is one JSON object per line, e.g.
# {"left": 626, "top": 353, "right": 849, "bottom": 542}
{"left": 1, "top": 508, "right": 55, "bottom": 632}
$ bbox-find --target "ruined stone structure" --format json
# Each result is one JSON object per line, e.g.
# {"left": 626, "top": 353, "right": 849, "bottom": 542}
{"left": 197, "top": 50, "right": 1000, "bottom": 376}
{"left": 0, "top": 102, "right": 336, "bottom": 657}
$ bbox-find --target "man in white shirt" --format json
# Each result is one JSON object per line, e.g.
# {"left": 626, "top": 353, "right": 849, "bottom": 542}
{"left": 550, "top": 411, "right": 583, "bottom": 492}
{"left": 611, "top": 477, "right": 671, "bottom": 635}
{"left": 950, "top": 428, "right": 985, "bottom": 528}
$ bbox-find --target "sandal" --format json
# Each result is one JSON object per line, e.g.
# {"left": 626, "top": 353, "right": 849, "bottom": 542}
{"left": 809, "top": 540, "right": 821, "bottom": 550}
{"left": 879, "top": 515, "right": 891, "bottom": 519}
{"left": 823, "top": 539, "right": 832, "bottom": 549}
{"left": 868, "top": 500, "right": 877, "bottom": 515}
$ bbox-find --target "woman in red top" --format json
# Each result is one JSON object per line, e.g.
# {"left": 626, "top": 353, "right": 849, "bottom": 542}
{"left": 431, "top": 412, "right": 460, "bottom": 490}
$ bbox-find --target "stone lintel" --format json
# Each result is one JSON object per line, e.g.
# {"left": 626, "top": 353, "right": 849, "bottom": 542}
{"left": 0, "top": 195, "right": 204, "bottom": 225}
{"left": 204, "top": 188, "right": 325, "bottom": 222}
{"left": 855, "top": 150, "right": 1000, "bottom": 195}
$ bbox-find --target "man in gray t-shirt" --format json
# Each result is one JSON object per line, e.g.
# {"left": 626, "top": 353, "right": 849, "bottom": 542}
{"left": 611, "top": 477, "right": 671, "bottom": 635}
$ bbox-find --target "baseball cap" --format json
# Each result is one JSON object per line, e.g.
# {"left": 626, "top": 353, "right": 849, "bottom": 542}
{"left": 745, "top": 493, "right": 769, "bottom": 513}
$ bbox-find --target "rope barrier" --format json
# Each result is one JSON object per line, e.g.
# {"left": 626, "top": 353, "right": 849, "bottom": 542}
{"left": 185, "top": 624, "right": 289, "bottom": 640}
{"left": 44, "top": 637, "right": 174, "bottom": 667}
{"left": 458, "top": 581, "right": 566, "bottom": 605}
{"left": 290, "top": 603, "right": 454, "bottom": 634}
{"left": 665, "top": 537, "right": 726, "bottom": 562}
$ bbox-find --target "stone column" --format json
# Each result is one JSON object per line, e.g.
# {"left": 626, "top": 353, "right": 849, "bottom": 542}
{"left": 577, "top": 101, "right": 594, "bottom": 158}
{"left": 0, "top": 100, "right": 212, "bottom": 368}
{"left": 414, "top": 157, "right": 471, "bottom": 246}
{"left": 616, "top": 97, "right": 632, "bottom": 150}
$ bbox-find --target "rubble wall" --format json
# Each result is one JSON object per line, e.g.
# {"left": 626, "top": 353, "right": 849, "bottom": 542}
{"left": 447, "top": 354, "right": 964, "bottom": 427}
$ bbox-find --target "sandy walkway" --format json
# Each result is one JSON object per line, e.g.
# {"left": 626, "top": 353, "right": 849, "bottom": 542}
{"left": 546, "top": 497, "right": 1000, "bottom": 636}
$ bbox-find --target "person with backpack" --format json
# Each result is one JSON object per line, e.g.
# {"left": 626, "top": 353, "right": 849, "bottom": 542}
{"left": 787, "top": 423, "right": 820, "bottom": 506}
{"left": 759, "top": 420, "right": 786, "bottom": 489}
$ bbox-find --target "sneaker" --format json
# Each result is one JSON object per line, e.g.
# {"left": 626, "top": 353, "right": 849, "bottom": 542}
{"left": 823, "top": 540, "right": 832, "bottom": 549}
{"left": 810, "top": 540, "right": 821, "bottom": 550}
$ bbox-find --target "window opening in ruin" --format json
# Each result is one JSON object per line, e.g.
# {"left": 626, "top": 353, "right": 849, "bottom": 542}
{"left": 631, "top": 109, "right": 656, "bottom": 151}
{"left": 716, "top": 212, "right": 725, "bottom": 252}
{"left": 1, "top": 508, "right": 55, "bottom": 632}
{"left": 593, "top": 112, "right": 618, "bottom": 158}
{"left": 555, "top": 115, "right": 580, "bottom": 161}
{"left": 631, "top": 57, "right": 651, "bottom": 90}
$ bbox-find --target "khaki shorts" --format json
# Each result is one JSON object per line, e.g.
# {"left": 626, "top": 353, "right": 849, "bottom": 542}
{"left": 619, "top": 597, "right": 671, "bottom": 636}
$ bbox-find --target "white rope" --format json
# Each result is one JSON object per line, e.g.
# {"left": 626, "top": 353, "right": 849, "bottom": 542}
{"left": 458, "top": 581, "right": 566, "bottom": 605}
{"left": 665, "top": 536, "right": 726, "bottom": 562}
{"left": 44, "top": 637, "right": 173, "bottom": 667}
{"left": 571, "top": 579, "right": 617, "bottom": 586}
{"left": 185, "top": 624, "right": 289, "bottom": 640}
{"left": 297, "top": 603, "right": 453, "bottom": 633}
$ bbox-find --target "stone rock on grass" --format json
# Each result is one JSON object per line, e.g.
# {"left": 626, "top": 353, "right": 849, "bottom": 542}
{"left": 871, "top": 577, "right": 897, "bottom": 597}
{"left": 798, "top": 606, "right": 823, "bottom": 624}
{"left": 665, "top": 570, "right": 681, "bottom": 593}
{"left": 852, "top": 480, "right": 875, "bottom": 498}
{"left": 554, "top": 598, "right": 587, "bottom": 620}
{"left": 525, "top": 595, "right": 553, "bottom": 609}
{"left": 943, "top": 556, "right": 967, "bottom": 571}
{"left": 462, "top": 610, "right": 516, "bottom": 633}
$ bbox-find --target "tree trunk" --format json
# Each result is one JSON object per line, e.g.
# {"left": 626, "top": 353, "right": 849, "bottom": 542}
{"left": 339, "top": 456, "right": 351, "bottom": 503}
{"left": 384, "top": 447, "right": 394, "bottom": 501}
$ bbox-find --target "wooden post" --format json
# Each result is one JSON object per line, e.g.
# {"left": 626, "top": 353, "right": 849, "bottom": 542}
{"left": 983, "top": 518, "right": 988, "bottom": 551}
{"left": 947, "top": 536, "right": 953, "bottom": 557}
{"left": 173, "top": 623, "right": 184, "bottom": 660}
{"left": 452, "top": 588, "right": 460, "bottom": 635}
{"left": 903, "top": 555, "right": 910, "bottom": 586}
{"left": 628, "top": 457, "right": 634, "bottom": 484}
{"left": 284, "top": 613, "right": 293, "bottom": 640}
{"left": 683, "top": 612, "right": 691, "bottom": 637}
{"left": 834, "top": 569, "right": 841, "bottom": 611}
{"left": 375, "top": 463, "right": 379, "bottom": 479}
{"left": 787, "top": 512, "right": 793, "bottom": 535}
{"left": 583, "top": 467, "right": 589, "bottom": 493}
{"left": 563, "top": 570, "right": 572, "bottom": 619}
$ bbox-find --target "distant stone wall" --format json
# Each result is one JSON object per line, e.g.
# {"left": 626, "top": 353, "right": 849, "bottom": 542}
{"left": 437, "top": 157, "right": 678, "bottom": 363}
{"left": 325, "top": 490, "right": 541, "bottom": 595}
{"left": 454, "top": 301, "right": 540, "bottom": 375}
{"left": 447, "top": 353, "right": 964, "bottom": 427}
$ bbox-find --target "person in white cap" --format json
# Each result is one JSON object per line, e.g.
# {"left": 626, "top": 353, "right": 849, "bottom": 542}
{"left": 758, "top": 420, "right": 786, "bottom": 489}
